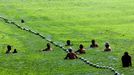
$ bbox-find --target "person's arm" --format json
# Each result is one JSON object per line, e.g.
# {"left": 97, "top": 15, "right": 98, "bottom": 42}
{"left": 75, "top": 55, "right": 78, "bottom": 59}
{"left": 75, "top": 50, "right": 79, "bottom": 53}
{"left": 73, "top": 53, "right": 78, "bottom": 59}
{"left": 50, "top": 48, "right": 53, "bottom": 51}
{"left": 96, "top": 44, "right": 99, "bottom": 47}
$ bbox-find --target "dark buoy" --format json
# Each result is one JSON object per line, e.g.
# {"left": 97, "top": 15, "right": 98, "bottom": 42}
{"left": 21, "top": 19, "right": 25, "bottom": 23}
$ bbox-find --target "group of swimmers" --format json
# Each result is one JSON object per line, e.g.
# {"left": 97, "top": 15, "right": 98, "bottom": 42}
{"left": 6, "top": 39, "right": 132, "bottom": 68}
{"left": 64, "top": 39, "right": 111, "bottom": 53}
{"left": 40, "top": 39, "right": 132, "bottom": 68}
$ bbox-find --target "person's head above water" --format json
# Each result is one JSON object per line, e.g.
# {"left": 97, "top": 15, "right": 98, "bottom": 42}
{"left": 124, "top": 52, "right": 128, "bottom": 55}
{"left": 79, "top": 44, "right": 84, "bottom": 49}
{"left": 67, "top": 40, "right": 71, "bottom": 45}
{"left": 7, "top": 45, "right": 11, "bottom": 50}
{"left": 68, "top": 48, "right": 72, "bottom": 53}
{"left": 105, "top": 42, "right": 110, "bottom": 48}
{"left": 91, "top": 40, "right": 95, "bottom": 44}
{"left": 47, "top": 43, "right": 50, "bottom": 48}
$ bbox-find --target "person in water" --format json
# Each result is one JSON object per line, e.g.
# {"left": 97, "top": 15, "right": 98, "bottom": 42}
{"left": 64, "top": 48, "right": 78, "bottom": 59}
{"left": 65, "top": 40, "right": 73, "bottom": 46}
{"left": 13, "top": 49, "right": 17, "bottom": 53}
{"left": 104, "top": 42, "right": 111, "bottom": 51}
{"left": 42, "top": 43, "right": 53, "bottom": 51}
{"left": 90, "top": 39, "right": 98, "bottom": 48}
{"left": 75, "top": 44, "right": 86, "bottom": 54}
{"left": 6, "top": 45, "right": 12, "bottom": 54}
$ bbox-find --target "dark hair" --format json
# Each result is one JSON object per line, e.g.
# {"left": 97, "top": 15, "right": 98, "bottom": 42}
{"left": 79, "top": 44, "right": 84, "bottom": 49}
{"left": 92, "top": 39, "right": 95, "bottom": 42}
{"left": 7, "top": 45, "right": 11, "bottom": 50}
{"left": 67, "top": 40, "right": 71, "bottom": 45}
{"left": 47, "top": 43, "right": 50, "bottom": 48}
{"left": 21, "top": 19, "right": 24, "bottom": 23}
{"left": 124, "top": 52, "right": 128, "bottom": 55}
{"left": 105, "top": 43, "right": 109, "bottom": 48}
{"left": 68, "top": 48, "right": 72, "bottom": 52}
{"left": 91, "top": 40, "right": 95, "bottom": 44}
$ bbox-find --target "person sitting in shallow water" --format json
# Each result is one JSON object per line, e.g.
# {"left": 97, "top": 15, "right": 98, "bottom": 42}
{"left": 65, "top": 40, "right": 73, "bottom": 46}
{"left": 90, "top": 39, "right": 98, "bottom": 48}
{"left": 64, "top": 48, "right": 78, "bottom": 59}
{"left": 121, "top": 52, "right": 132, "bottom": 67}
{"left": 6, "top": 45, "right": 12, "bottom": 54}
{"left": 75, "top": 44, "right": 86, "bottom": 54}
{"left": 104, "top": 42, "right": 111, "bottom": 51}
{"left": 13, "top": 49, "right": 17, "bottom": 53}
{"left": 42, "top": 43, "right": 52, "bottom": 51}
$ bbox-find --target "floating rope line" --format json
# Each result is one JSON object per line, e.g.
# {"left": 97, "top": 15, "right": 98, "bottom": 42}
{"left": 0, "top": 16, "right": 121, "bottom": 75}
